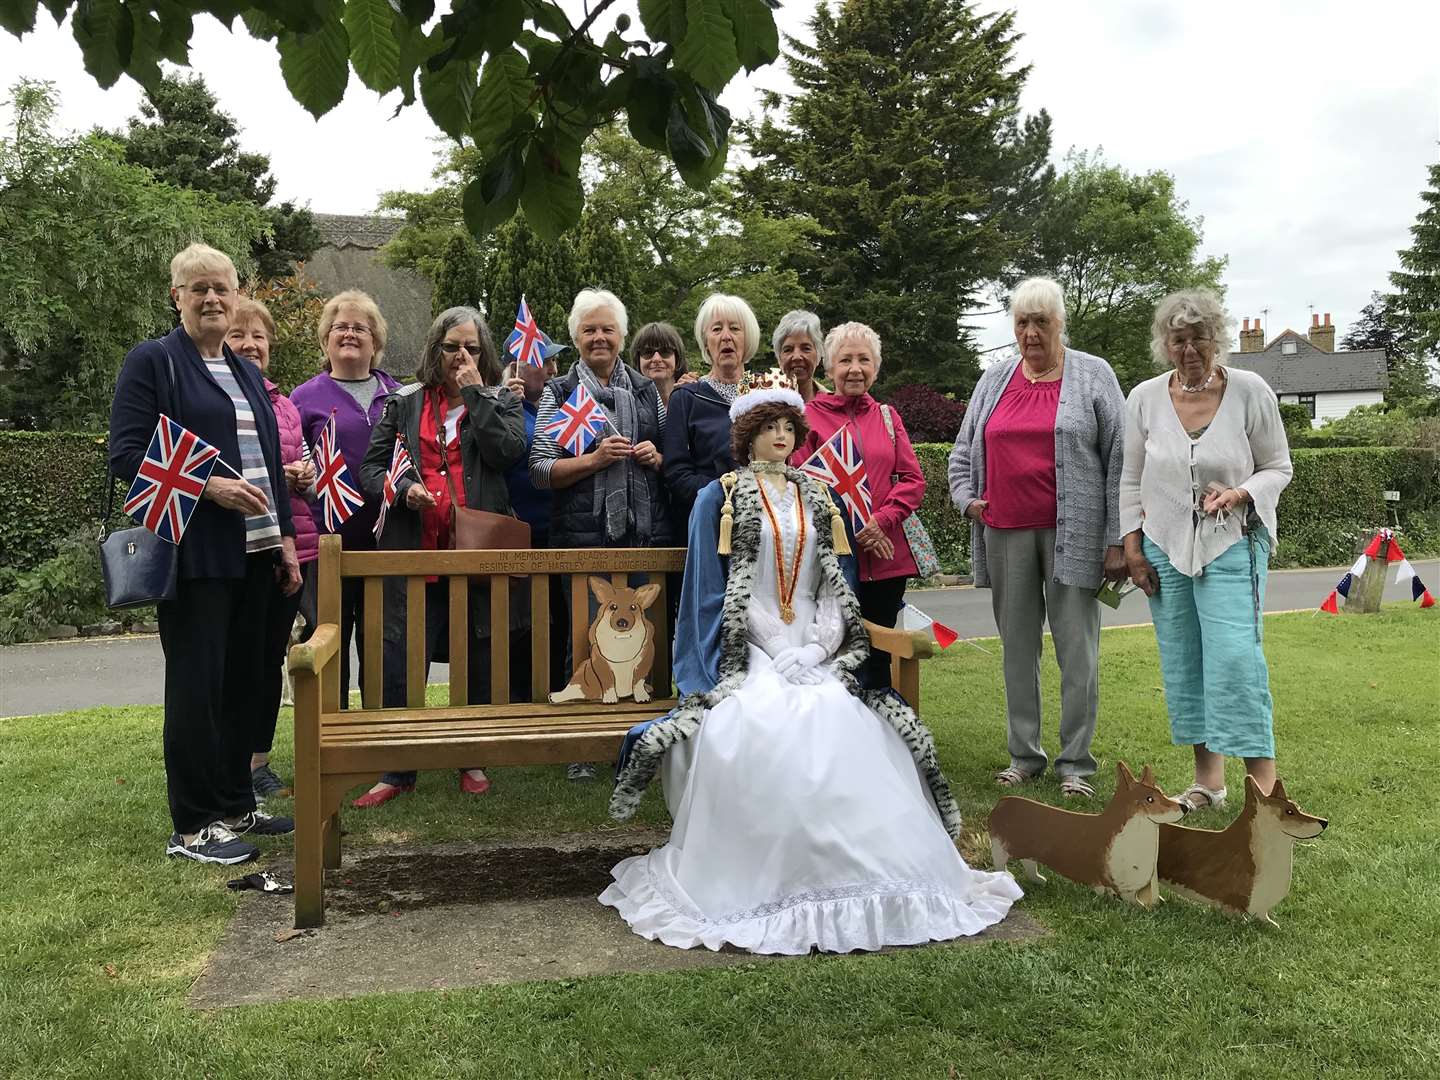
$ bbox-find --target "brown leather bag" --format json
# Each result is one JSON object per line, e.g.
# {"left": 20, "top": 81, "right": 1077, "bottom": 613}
{"left": 433, "top": 393, "right": 531, "bottom": 551}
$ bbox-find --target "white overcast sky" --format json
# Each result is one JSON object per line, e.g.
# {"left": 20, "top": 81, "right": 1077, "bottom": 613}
{"left": 2, "top": 0, "right": 1437, "bottom": 355}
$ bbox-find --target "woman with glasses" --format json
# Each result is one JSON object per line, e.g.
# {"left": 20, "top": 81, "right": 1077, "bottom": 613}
{"left": 1119, "top": 289, "right": 1292, "bottom": 813}
{"left": 351, "top": 306, "right": 528, "bottom": 808}
{"left": 632, "top": 321, "right": 696, "bottom": 409}
{"left": 948, "top": 277, "right": 1127, "bottom": 800}
{"left": 290, "top": 290, "right": 401, "bottom": 711}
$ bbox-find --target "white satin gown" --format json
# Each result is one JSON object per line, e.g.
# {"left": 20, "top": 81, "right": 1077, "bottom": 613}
{"left": 600, "top": 475, "right": 1022, "bottom": 954}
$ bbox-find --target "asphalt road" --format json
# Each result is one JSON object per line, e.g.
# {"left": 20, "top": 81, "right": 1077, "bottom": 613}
{"left": 2, "top": 561, "right": 1436, "bottom": 719}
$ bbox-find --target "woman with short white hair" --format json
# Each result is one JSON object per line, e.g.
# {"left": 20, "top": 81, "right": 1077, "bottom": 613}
{"left": 662, "top": 293, "right": 761, "bottom": 531}
{"left": 771, "top": 309, "right": 827, "bottom": 402}
{"left": 530, "top": 288, "right": 669, "bottom": 549}
{"left": 947, "top": 276, "right": 1127, "bottom": 799}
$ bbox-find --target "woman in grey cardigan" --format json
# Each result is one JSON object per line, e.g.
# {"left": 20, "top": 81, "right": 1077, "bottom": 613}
{"left": 948, "top": 277, "right": 1126, "bottom": 798}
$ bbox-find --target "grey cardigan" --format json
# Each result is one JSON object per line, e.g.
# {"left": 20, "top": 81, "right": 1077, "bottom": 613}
{"left": 948, "top": 349, "right": 1126, "bottom": 590}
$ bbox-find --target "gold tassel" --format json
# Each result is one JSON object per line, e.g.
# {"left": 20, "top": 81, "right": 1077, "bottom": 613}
{"left": 718, "top": 472, "right": 737, "bottom": 555}
{"left": 826, "top": 491, "right": 851, "bottom": 556}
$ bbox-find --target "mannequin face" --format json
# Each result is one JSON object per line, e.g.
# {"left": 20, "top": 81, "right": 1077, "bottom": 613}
{"left": 750, "top": 417, "right": 797, "bottom": 464}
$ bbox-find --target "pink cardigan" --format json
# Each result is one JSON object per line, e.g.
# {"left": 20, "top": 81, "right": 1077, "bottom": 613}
{"left": 794, "top": 391, "right": 925, "bottom": 582}
{"left": 266, "top": 379, "right": 319, "bottom": 565}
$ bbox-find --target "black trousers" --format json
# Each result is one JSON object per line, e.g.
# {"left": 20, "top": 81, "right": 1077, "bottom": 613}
{"left": 857, "top": 575, "right": 909, "bottom": 691}
{"left": 338, "top": 574, "right": 365, "bottom": 709}
{"left": 156, "top": 555, "right": 275, "bottom": 834}
{"left": 256, "top": 560, "right": 307, "bottom": 755}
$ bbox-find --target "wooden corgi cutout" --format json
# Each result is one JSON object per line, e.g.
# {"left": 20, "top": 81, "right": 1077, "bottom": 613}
{"left": 989, "top": 762, "right": 1184, "bottom": 907}
{"left": 549, "top": 577, "right": 661, "bottom": 705}
{"left": 1157, "top": 775, "right": 1327, "bottom": 926}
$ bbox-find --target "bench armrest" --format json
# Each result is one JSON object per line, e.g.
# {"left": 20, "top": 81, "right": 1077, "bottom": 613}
{"left": 288, "top": 623, "right": 340, "bottom": 675}
{"left": 862, "top": 621, "right": 935, "bottom": 661}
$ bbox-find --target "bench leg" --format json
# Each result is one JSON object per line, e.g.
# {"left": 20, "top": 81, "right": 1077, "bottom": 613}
{"left": 323, "top": 811, "right": 342, "bottom": 870}
{"left": 294, "top": 789, "right": 325, "bottom": 929}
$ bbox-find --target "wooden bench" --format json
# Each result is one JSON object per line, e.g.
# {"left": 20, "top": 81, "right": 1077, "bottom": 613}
{"left": 288, "top": 534, "right": 935, "bottom": 927}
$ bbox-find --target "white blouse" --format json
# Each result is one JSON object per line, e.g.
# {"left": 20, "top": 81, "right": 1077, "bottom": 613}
{"left": 1118, "top": 366, "right": 1293, "bottom": 577}
{"left": 746, "top": 476, "right": 846, "bottom": 659}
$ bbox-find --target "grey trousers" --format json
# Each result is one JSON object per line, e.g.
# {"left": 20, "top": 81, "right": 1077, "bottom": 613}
{"left": 985, "top": 526, "right": 1100, "bottom": 779}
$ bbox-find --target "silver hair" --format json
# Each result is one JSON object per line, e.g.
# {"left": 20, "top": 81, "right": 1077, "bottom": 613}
{"left": 822, "top": 321, "right": 882, "bottom": 375}
{"left": 1008, "top": 276, "right": 1068, "bottom": 340}
{"left": 415, "top": 306, "right": 499, "bottom": 388}
{"left": 567, "top": 288, "right": 629, "bottom": 349}
{"left": 693, "top": 293, "right": 761, "bottom": 364}
{"left": 771, "top": 309, "right": 826, "bottom": 366}
{"left": 1150, "top": 289, "right": 1233, "bottom": 369}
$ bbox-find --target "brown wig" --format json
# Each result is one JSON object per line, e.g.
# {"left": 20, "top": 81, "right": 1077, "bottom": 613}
{"left": 730, "top": 400, "right": 809, "bottom": 465}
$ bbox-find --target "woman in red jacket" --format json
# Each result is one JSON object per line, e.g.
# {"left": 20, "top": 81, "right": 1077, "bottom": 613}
{"left": 227, "top": 298, "right": 318, "bottom": 802}
{"left": 793, "top": 321, "right": 926, "bottom": 690}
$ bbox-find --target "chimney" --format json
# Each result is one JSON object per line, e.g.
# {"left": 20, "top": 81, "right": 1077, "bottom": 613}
{"left": 1239, "top": 316, "right": 1265, "bottom": 353}
{"left": 1309, "top": 311, "right": 1335, "bottom": 352}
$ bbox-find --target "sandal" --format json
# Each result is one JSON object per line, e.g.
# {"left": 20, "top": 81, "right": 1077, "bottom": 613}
{"left": 1174, "top": 783, "right": 1227, "bottom": 814}
{"left": 995, "top": 766, "right": 1040, "bottom": 788}
{"left": 1059, "top": 775, "right": 1096, "bottom": 799}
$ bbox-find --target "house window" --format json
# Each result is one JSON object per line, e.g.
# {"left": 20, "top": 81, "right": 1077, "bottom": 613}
{"left": 1297, "top": 393, "right": 1316, "bottom": 418}
{"left": 1281, "top": 341, "right": 1298, "bottom": 355}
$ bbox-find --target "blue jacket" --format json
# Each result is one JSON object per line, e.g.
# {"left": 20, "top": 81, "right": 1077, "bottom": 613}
{"left": 109, "top": 326, "right": 294, "bottom": 580}
{"left": 661, "top": 381, "right": 734, "bottom": 534}
{"left": 505, "top": 399, "right": 553, "bottom": 546}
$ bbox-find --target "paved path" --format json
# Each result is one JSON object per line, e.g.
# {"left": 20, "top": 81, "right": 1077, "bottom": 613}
{"left": 2, "top": 561, "right": 1435, "bottom": 718}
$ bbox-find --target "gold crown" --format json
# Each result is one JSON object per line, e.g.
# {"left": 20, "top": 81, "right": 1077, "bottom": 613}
{"left": 736, "top": 368, "right": 798, "bottom": 396}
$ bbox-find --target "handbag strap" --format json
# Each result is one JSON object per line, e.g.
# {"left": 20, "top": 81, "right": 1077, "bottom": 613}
{"left": 432, "top": 391, "right": 463, "bottom": 530}
{"left": 102, "top": 339, "right": 179, "bottom": 538}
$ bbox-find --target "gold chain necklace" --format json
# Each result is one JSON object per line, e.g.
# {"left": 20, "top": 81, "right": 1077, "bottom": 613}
{"left": 755, "top": 476, "right": 806, "bottom": 624}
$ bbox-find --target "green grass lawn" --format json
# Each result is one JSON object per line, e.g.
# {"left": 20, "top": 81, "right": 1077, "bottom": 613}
{"left": 3, "top": 607, "right": 1438, "bottom": 1079}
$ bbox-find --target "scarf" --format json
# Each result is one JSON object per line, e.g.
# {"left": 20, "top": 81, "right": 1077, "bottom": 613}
{"left": 574, "top": 360, "right": 654, "bottom": 544}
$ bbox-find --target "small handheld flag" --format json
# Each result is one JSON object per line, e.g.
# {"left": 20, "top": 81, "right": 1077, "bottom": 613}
{"left": 506, "top": 295, "right": 565, "bottom": 368}
{"left": 543, "top": 384, "right": 609, "bottom": 456}
{"left": 799, "top": 426, "right": 872, "bottom": 532}
{"left": 123, "top": 414, "right": 222, "bottom": 544}
{"left": 373, "top": 437, "right": 417, "bottom": 541}
{"left": 1319, "top": 591, "right": 1339, "bottom": 615}
{"left": 313, "top": 412, "right": 365, "bottom": 531}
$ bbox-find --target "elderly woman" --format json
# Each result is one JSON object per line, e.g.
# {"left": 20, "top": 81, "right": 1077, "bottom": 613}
{"left": 947, "top": 278, "right": 1126, "bottom": 799}
{"left": 225, "top": 298, "right": 318, "bottom": 804}
{"left": 351, "top": 307, "right": 528, "bottom": 808}
{"left": 109, "top": 244, "right": 300, "bottom": 864}
{"left": 772, "top": 309, "right": 828, "bottom": 402}
{"left": 290, "top": 291, "right": 402, "bottom": 710}
{"left": 632, "top": 321, "right": 696, "bottom": 408}
{"left": 795, "top": 321, "right": 926, "bottom": 691}
{"left": 1121, "top": 289, "right": 1292, "bottom": 812}
{"left": 662, "top": 293, "right": 760, "bottom": 530}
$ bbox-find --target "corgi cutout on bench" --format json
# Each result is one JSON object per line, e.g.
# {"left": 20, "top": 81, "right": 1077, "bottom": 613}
{"left": 989, "top": 761, "right": 1184, "bottom": 907}
{"left": 1157, "top": 775, "right": 1327, "bottom": 926}
{"left": 550, "top": 577, "right": 661, "bottom": 705}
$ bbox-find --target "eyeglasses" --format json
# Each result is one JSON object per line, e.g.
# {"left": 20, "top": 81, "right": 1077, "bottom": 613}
{"left": 440, "top": 342, "right": 481, "bottom": 355}
{"left": 330, "top": 323, "right": 372, "bottom": 337}
{"left": 1167, "top": 337, "right": 1213, "bottom": 354}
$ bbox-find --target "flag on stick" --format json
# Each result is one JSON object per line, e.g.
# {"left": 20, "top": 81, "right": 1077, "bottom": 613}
{"left": 542, "top": 383, "right": 609, "bottom": 456}
{"left": 313, "top": 411, "right": 365, "bottom": 531}
{"left": 123, "top": 413, "right": 222, "bottom": 544}
{"left": 799, "top": 426, "right": 872, "bottom": 532}
{"left": 506, "top": 295, "right": 565, "bottom": 368}
{"left": 1319, "top": 591, "right": 1340, "bottom": 615}
{"left": 373, "top": 437, "right": 417, "bottom": 541}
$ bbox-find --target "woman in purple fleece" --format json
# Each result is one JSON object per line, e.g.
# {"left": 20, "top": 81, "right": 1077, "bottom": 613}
{"left": 289, "top": 290, "right": 401, "bottom": 709}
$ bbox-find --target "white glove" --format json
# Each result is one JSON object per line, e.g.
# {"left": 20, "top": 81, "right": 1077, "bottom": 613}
{"left": 771, "top": 643, "right": 827, "bottom": 684}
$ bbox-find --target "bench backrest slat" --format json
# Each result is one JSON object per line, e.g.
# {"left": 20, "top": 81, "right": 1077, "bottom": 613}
{"left": 490, "top": 575, "right": 510, "bottom": 705}
{"left": 530, "top": 574, "right": 549, "bottom": 702}
{"left": 363, "top": 577, "right": 383, "bottom": 707}
{"left": 447, "top": 575, "right": 468, "bottom": 706}
{"left": 406, "top": 576, "right": 427, "bottom": 708}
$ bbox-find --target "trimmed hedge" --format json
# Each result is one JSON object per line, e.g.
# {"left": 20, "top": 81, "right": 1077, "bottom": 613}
{"left": 0, "top": 432, "right": 110, "bottom": 575}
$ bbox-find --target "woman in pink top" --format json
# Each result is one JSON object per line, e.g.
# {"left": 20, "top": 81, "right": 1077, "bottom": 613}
{"left": 794, "top": 321, "right": 926, "bottom": 691}
{"left": 947, "top": 278, "right": 1127, "bottom": 799}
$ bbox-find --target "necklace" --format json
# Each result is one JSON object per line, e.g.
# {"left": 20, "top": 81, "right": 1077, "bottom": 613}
{"left": 1178, "top": 368, "right": 1216, "bottom": 394}
{"left": 1022, "top": 359, "right": 1059, "bottom": 383}
{"left": 755, "top": 474, "right": 806, "bottom": 624}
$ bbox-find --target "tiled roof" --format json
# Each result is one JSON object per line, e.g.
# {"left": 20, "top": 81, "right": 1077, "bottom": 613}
{"left": 313, "top": 213, "right": 405, "bottom": 250}
{"left": 1225, "top": 331, "right": 1388, "bottom": 394}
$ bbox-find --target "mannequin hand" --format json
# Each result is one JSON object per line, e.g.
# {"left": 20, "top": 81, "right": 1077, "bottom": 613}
{"left": 772, "top": 643, "right": 827, "bottom": 682}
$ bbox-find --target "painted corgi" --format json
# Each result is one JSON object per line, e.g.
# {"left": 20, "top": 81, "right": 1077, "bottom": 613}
{"left": 1157, "top": 775, "right": 1327, "bottom": 925}
{"left": 989, "top": 761, "right": 1184, "bottom": 907}
{"left": 549, "top": 577, "right": 661, "bottom": 705}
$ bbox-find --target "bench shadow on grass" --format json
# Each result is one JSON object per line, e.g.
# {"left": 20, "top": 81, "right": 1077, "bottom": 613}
{"left": 189, "top": 830, "right": 1048, "bottom": 1010}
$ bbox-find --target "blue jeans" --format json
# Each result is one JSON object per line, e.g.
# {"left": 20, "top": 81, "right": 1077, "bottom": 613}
{"left": 1143, "top": 531, "right": 1275, "bottom": 759}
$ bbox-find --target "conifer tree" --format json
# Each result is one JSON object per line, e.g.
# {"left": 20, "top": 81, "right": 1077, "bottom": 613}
{"left": 481, "top": 215, "right": 578, "bottom": 352}
{"left": 1389, "top": 161, "right": 1440, "bottom": 379}
{"left": 572, "top": 210, "right": 638, "bottom": 326}
{"left": 740, "top": 0, "right": 1052, "bottom": 393}
{"left": 431, "top": 234, "right": 485, "bottom": 316}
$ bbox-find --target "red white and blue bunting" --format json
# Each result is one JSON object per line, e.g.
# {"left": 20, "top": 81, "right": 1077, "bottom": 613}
{"left": 1318, "top": 529, "right": 1435, "bottom": 612}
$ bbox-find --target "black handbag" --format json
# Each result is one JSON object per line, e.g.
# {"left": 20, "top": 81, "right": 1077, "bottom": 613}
{"left": 98, "top": 343, "right": 180, "bottom": 609}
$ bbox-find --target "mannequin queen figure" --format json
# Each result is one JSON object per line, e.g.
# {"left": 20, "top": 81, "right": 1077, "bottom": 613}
{"left": 603, "top": 373, "right": 1022, "bottom": 954}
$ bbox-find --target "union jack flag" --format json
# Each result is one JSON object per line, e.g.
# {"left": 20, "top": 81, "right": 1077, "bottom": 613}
{"left": 313, "top": 411, "right": 365, "bottom": 532}
{"left": 543, "top": 384, "right": 609, "bottom": 456}
{"left": 373, "top": 437, "right": 417, "bottom": 541}
{"left": 123, "top": 414, "right": 222, "bottom": 544}
{"left": 505, "top": 295, "right": 565, "bottom": 368}
{"left": 799, "top": 425, "right": 872, "bottom": 533}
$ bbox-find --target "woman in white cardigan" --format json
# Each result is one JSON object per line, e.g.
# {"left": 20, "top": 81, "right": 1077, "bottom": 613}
{"left": 1119, "top": 290, "right": 1292, "bottom": 813}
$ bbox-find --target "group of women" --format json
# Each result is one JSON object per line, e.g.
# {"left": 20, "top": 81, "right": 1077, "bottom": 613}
{"left": 110, "top": 244, "right": 1291, "bottom": 958}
